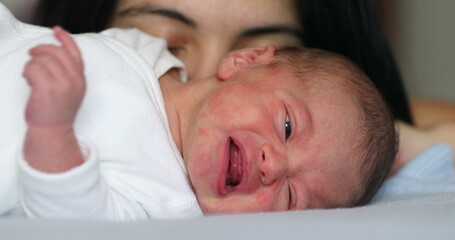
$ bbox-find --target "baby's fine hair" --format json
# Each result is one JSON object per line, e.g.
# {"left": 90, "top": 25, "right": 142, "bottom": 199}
{"left": 271, "top": 47, "right": 398, "bottom": 206}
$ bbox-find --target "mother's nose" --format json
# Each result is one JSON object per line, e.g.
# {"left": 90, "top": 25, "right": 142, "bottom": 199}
{"left": 187, "top": 59, "right": 217, "bottom": 80}
{"left": 185, "top": 41, "right": 230, "bottom": 80}
{"left": 258, "top": 143, "right": 287, "bottom": 186}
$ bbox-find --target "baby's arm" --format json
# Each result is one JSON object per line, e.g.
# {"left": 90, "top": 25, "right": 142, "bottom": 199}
{"left": 19, "top": 28, "right": 151, "bottom": 219}
{"left": 22, "top": 27, "right": 85, "bottom": 173}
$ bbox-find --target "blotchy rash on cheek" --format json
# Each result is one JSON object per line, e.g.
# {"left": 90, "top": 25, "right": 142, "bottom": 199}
{"left": 311, "top": 175, "right": 325, "bottom": 187}
{"left": 202, "top": 93, "right": 234, "bottom": 123}
{"left": 189, "top": 141, "right": 213, "bottom": 177}
{"left": 197, "top": 126, "right": 211, "bottom": 138}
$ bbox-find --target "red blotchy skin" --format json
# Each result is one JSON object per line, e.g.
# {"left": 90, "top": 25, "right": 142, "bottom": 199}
{"left": 182, "top": 57, "right": 363, "bottom": 213}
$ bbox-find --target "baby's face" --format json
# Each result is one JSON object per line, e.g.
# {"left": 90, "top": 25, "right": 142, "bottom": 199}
{"left": 182, "top": 55, "right": 364, "bottom": 214}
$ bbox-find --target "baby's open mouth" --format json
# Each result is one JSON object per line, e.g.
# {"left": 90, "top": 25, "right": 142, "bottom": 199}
{"left": 226, "top": 139, "right": 242, "bottom": 187}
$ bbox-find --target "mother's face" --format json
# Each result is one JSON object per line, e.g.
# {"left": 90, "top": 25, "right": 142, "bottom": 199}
{"left": 111, "top": 0, "right": 302, "bottom": 80}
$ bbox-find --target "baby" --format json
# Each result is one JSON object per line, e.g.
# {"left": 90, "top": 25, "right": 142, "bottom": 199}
{"left": 0, "top": 4, "right": 396, "bottom": 219}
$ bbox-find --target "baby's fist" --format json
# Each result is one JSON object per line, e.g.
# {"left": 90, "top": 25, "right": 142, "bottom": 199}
{"left": 23, "top": 27, "right": 85, "bottom": 130}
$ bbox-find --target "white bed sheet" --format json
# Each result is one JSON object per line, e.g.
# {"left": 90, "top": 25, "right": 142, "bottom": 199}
{"left": 1, "top": 192, "right": 454, "bottom": 240}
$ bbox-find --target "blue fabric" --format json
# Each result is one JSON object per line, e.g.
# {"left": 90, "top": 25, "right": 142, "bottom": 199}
{"left": 371, "top": 143, "right": 455, "bottom": 203}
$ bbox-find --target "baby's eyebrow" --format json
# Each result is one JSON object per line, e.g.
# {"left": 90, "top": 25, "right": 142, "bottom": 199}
{"left": 116, "top": 4, "right": 197, "bottom": 28}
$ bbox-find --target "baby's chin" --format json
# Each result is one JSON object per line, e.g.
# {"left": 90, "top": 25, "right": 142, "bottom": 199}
{"left": 197, "top": 197, "right": 274, "bottom": 214}
{"left": 197, "top": 199, "right": 242, "bottom": 214}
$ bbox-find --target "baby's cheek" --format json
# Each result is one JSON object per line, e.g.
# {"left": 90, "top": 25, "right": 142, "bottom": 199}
{"left": 309, "top": 175, "right": 326, "bottom": 188}
{"left": 186, "top": 130, "right": 217, "bottom": 183}
{"left": 307, "top": 172, "right": 355, "bottom": 208}
{"left": 196, "top": 126, "right": 212, "bottom": 139}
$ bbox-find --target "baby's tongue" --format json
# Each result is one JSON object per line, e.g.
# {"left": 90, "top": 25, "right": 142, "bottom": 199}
{"left": 228, "top": 141, "right": 242, "bottom": 185}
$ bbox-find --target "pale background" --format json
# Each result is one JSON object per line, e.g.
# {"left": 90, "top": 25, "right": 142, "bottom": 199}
{"left": 1, "top": 0, "right": 454, "bottom": 101}
{"left": 385, "top": 0, "right": 455, "bottom": 101}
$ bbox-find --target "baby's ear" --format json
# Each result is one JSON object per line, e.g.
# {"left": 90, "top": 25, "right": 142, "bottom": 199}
{"left": 217, "top": 45, "right": 276, "bottom": 80}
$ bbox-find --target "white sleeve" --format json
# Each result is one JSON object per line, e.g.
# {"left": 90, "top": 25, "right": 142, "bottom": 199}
{"left": 17, "top": 136, "right": 148, "bottom": 220}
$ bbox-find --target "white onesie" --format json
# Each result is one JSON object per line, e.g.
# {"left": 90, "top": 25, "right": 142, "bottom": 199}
{"left": 0, "top": 3, "right": 202, "bottom": 220}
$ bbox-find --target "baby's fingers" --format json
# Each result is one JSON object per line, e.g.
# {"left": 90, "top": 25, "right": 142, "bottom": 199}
{"left": 23, "top": 57, "right": 54, "bottom": 88}
{"left": 26, "top": 54, "right": 75, "bottom": 86}
{"left": 53, "top": 26, "right": 82, "bottom": 66}
{"left": 29, "top": 44, "right": 82, "bottom": 75}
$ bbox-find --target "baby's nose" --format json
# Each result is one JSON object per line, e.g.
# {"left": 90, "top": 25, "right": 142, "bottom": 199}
{"left": 258, "top": 144, "right": 287, "bottom": 186}
{"left": 187, "top": 36, "right": 234, "bottom": 80}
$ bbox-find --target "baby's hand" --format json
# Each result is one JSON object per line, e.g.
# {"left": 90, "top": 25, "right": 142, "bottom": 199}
{"left": 22, "top": 27, "right": 85, "bottom": 173}
{"left": 23, "top": 26, "right": 85, "bottom": 130}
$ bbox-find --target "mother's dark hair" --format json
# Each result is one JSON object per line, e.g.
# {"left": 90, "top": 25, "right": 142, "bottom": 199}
{"left": 33, "top": 0, "right": 116, "bottom": 34}
{"left": 33, "top": 0, "right": 413, "bottom": 124}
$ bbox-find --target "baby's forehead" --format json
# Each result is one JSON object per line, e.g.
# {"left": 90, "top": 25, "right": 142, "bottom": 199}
{"left": 273, "top": 48, "right": 360, "bottom": 82}
{"left": 273, "top": 62, "right": 352, "bottom": 96}
{"left": 264, "top": 53, "right": 362, "bottom": 116}
{"left": 273, "top": 51, "right": 355, "bottom": 82}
